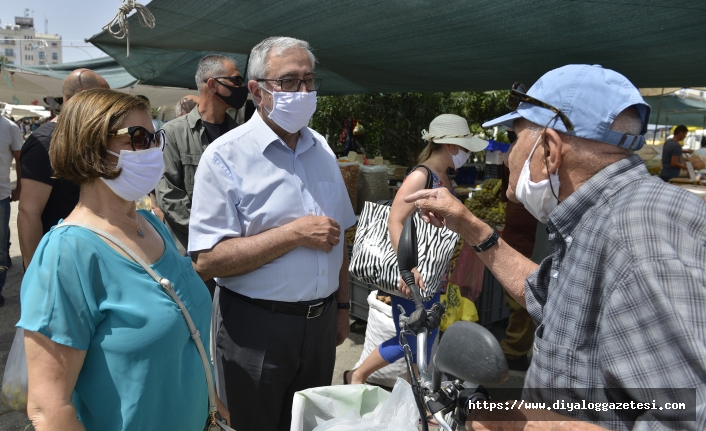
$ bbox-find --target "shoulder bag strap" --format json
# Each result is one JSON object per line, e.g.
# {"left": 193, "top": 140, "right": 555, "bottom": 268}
{"left": 54, "top": 222, "right": 234, "bottom": 430}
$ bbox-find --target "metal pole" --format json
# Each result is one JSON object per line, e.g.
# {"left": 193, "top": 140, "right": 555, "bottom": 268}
{"left": 653, "top": 88, "right": 665, "bottom": 144}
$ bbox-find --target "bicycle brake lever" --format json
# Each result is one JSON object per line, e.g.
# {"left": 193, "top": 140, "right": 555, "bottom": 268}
{"left": 397, "top": 305, "right": 409, "bottom": 326}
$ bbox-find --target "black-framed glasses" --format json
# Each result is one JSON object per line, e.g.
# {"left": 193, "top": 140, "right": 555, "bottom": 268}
{"left": 256, "top": 77, "right": 322, "bottom": 92}
{"left": 109, "top": 126, "right": 166, "bottom": 151}
{"left": 205, "top": 75, "right": 245, "bottom": 87}
{"left": 508, "top": 82, "right": 574, "bottom": 132}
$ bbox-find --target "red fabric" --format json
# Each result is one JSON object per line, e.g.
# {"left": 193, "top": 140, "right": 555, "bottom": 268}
{"left": 449, "top": 243, "right": 485, "bottom": 301}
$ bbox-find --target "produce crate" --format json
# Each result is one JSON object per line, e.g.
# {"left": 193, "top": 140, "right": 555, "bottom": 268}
{"left": 484, "top": 164, "right": 502, "bottom": 179}
{"left": 475, "top": 268, "right": 510, "bottom": 327}
{"left": 349, "top": 273, "right": 377, "bottom": 321}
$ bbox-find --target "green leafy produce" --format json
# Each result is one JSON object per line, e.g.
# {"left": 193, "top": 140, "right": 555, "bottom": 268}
{"left": 465, "top": 179, "right": 506, "bottom": 226}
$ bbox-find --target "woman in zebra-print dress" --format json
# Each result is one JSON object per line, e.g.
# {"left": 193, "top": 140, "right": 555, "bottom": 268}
{"left": 345, "top": 114, "right": 487, "bottom": 386}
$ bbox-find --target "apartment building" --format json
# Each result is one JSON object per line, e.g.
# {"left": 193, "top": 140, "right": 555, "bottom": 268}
{"left": 0, "top": 16, "right": 62, "bottom": 66}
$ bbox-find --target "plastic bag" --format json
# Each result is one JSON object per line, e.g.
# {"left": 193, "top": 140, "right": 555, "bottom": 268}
{"left": 353, "top": 291, "right": 407, "bottom": 387}
{"left": 440, "top": 283, "right": 478, "bottom": 331}
{"left": 449, "top": 242, "right": 485, "bottom": 302}
{"left": 290, "top": 378, "right": 419, "bottom": 431}
{"left": 1, "top": 328, "right": 28, "bottom": 413}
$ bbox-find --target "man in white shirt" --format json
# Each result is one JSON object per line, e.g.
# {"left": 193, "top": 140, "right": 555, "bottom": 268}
{"left": 189, "top": 36, "right": 356, "bottom": 431}
{"left": 0, "top": 116, "right": 23, "bottom": 305}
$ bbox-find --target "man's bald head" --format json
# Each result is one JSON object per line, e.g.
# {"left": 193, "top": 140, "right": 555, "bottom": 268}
{"left": 62, "top": 69, "right": 110, "bottom": 102}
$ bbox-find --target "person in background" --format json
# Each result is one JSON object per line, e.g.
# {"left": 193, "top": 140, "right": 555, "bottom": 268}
{"left": 188, "top": 36, "right": 355, "bottom": 431}
{"left": 174, "top": 95, "right": 200, "bottom": 118}
{"left": 345, "top": 114, "right": 487, "bottom": 389}
{"left": 19, "top": 89, "right": 228, "bottom": 431}
{"left": 406, "top": 65, "right": 705, "bottom": 430}
{"left": 135, "top": 94, "right": 163, "bottom": 131}
{"left": 0, "top": 116, "right": 23, "bottom": 306}
{"left": 496, "top": 130, "right": 540, "bottom": 371}
{"left": 659, "top": 124, "right": 692, "bottom": 182}
{"left": 18, "top": 68, "right": 109, "bottom": 269}
{"left": 155, "top": 54, "right": 244, "bottom": 256}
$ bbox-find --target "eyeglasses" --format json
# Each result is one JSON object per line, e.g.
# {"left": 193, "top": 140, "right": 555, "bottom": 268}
{"left": 508, "top": 82, "right": 574, "bottom": 132}
{"left": 109, "top": 126, "right": 166, "bottom": 151}
{"left": 206, "top": 76, "right": 245, "bottom": 87}
{"left": 256, "top": 77, "right": 322, "bottom": 92}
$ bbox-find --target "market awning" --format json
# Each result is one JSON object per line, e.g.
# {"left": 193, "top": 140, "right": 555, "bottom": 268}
{"left": 0, "top": 66, "right": 198, "bottom": 109}
{"left": 644, "top": 94, "right": 706, "bottom": 127}
{"left": 8, "top": 57, "right": 140, "bottom": 89}
{"left": 86, "top": 0, "right": 706, "bottom": 94}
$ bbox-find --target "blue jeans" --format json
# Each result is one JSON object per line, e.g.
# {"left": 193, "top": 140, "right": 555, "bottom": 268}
{"left": 0, "top": 197, "right": 10, "bottom": 294}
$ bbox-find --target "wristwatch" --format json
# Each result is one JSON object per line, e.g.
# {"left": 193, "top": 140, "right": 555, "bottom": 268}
{"left": 337, "top": 301, "right": 351, "bottom": 310}
{"left": 472, "top": 230, "right": 499, "bottom": 253}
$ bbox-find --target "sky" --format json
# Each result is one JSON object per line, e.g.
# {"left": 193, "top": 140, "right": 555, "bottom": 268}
{"left": 0, "top": 0, "right": 142, "bottom": 63}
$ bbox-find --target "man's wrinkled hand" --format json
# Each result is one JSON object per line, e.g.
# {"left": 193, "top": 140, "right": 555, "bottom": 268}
{"left": 10, "top": 187, "right": 20, "bottom": 202}
{"left": 404, "top": 188, "right": 470, "bottom": 233}
{"left": 336, "top": 309, "right": 350, "bottom": 346}
{"left": 292, "top": 216, "right": 341, "bottom": 252}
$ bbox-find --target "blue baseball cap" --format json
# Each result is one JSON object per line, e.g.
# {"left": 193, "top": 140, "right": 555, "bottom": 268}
{"left": 483, "top": 65, "right": 651, "bottom": 150}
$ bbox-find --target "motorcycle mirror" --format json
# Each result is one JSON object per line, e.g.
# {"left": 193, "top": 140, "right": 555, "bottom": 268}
{"left": 397, "top": 216, "right": 418, "bottom": 271}
{"left": 434, "top": 321, "right": 508, "bottom": 386}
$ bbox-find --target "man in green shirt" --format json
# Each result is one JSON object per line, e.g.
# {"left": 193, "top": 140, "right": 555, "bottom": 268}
{"left": 155, "top": 54, "right": 247, "bottom": 255}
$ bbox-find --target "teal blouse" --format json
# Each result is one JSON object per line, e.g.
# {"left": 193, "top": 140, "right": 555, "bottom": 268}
{"left": 18, "top": 210, "right": 212, "bottom": 431}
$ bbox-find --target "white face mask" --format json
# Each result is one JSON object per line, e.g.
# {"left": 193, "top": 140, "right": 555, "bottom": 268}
{"left": 101, "top": 147, "right": 165, "bottom": 202}
{"left": 515, "top": 135, "right": 560, "bottom": 224}
{"left": 262, "top": 88, "right": 317, "bottom": 133}
{"left": 447, "top": 146, "right": 470, "bottom": 169}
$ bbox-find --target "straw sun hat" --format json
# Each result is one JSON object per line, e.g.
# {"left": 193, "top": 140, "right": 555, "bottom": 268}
{"left": 421, "top": 114, "right": 488, "bottom": 152}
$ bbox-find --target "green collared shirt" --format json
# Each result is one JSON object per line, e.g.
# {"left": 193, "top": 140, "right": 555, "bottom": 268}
{"left": 155, "top": 107, "right": 239, "bottom": 255}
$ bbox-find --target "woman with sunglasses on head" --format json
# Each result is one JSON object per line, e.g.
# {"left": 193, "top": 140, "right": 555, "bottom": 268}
{"left": 17, "top": 89, "right": 229, "bottom": 431}
{"left": 344, "top": 114, "right": 487, "bottom": 388}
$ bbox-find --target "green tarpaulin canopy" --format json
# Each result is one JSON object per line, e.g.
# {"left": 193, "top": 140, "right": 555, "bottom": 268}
{"left": 86, "top": 0, "right": 706, "bottom": 94}
{"left": 644, "top": 95, "right": 706, "bottom": 127}
{"left": 8, "top": 57, "right": 141, "bottom": 89}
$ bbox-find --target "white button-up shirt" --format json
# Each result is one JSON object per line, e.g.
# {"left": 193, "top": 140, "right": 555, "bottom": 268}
{"left": 188, "top": 112, "right": 356, "bottom": 302}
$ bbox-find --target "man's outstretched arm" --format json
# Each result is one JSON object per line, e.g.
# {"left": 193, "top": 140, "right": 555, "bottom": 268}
{"left": 405, "top": 188, "right": 537, "bottom": 307}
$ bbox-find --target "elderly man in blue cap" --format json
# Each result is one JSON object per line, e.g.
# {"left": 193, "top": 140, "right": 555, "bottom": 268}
{"left": 406, "top": 65, "right": 705, "bottom": 431}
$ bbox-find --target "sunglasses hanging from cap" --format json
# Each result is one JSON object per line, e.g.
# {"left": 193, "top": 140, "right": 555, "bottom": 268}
{"left": 508, "top": 82, "right": 575, "bottom": 132}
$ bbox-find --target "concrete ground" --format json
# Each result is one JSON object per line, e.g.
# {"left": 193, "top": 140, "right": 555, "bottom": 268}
{"left": 0, "top": 161, "right": 527, "bottom": 430}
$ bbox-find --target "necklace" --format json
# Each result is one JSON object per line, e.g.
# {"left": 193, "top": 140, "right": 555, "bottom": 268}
{"left": 80, "top": 207, "right": 145, "bottom": 238}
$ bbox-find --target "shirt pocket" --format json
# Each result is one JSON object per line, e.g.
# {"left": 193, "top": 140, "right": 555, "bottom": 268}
{"left": 314, "top": 181, "right": 343, "bottom": 225}
{"left": 527, "top": 325, "right": 576, "bottom": 388}
{"left": 181, "top": 152, "right": 202, "bottom": 196}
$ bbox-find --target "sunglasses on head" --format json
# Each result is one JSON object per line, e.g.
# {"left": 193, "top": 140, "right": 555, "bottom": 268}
{"left": 508, "top": 82, "right": 575, "bottom": 132}
{"left": 109, "top": 126, "right": 166, "bottom": 151}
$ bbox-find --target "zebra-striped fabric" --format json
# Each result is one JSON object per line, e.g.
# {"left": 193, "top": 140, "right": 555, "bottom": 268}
{"left": 349, "top": 201, "right": 459, "bottom": 300}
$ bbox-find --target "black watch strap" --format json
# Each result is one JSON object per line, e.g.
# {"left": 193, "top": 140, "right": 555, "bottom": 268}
{"left": 472, "top": 231, "right": 499, "bottom": 253}
{"left": 337, "top": 301, "right": 351, "bottom": 310}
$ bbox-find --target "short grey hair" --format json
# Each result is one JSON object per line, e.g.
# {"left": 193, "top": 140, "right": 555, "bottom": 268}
{"left": 247, "top": 36, "right": 316, "bottom": 81}
{"left": 608, "top": 106, "right": 643, "bottom": 136}
{"left": 195, "top": 54, "right": 238, "bottom": 92}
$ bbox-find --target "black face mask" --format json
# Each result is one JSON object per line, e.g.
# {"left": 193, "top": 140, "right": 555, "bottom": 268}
{"left": 214, "top": 81, "right": 248, "bottom": 109}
